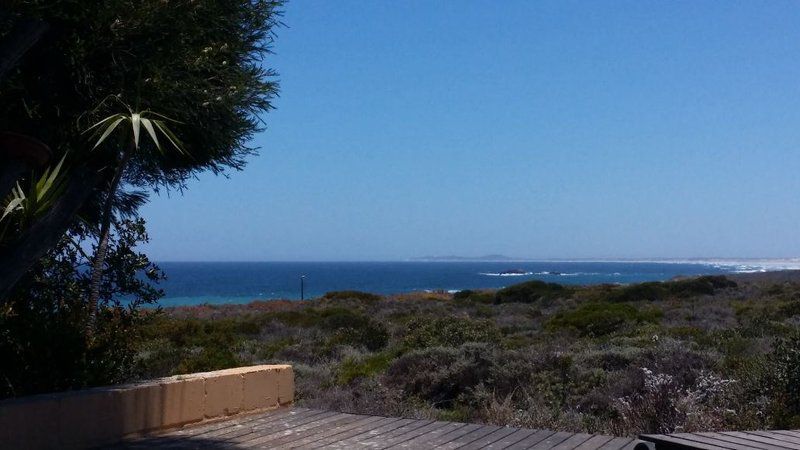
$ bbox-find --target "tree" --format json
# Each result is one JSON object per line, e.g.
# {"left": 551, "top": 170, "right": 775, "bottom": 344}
{"left": 84, "top": 107, "right": 185, "bottom": 332}
{"left": 0, "top": 0, "right": 283, "bottom": 299}
{"left": 0, "top": 218, "right": 164, "bottom": 398}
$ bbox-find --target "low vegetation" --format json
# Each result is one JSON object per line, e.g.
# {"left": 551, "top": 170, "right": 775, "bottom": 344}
{"left": 128, "top": 273, "right": 800, "bottom": 436}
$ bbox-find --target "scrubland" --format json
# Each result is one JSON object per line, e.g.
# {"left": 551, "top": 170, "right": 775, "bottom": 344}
{"left": 136, "top": 274, "right": 800, "bottom": 436}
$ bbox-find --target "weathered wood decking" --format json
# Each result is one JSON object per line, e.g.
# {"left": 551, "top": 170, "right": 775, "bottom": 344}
{"left": 111, "top": 407, "right": 645, "bottom": 449}
{"left": 110, "top": 407, "right": 800, "bottom": 449}
{"left": 640, "top": 430, "right": 800, "bottom": 450}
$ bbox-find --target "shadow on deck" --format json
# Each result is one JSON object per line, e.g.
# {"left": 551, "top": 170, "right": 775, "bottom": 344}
{"left": 109, "top": 407, "right": 647, "bottom": 449}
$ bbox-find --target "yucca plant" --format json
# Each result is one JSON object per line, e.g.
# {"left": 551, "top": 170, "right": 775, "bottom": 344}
{"left": 84, "top": 105, "right": 185, "bottom": 332}
{"left": 0, "top": 156, "right": 67, "bottom": 243}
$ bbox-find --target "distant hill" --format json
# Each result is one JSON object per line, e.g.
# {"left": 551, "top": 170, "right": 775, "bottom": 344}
{"left": 411, "top": 254, "right": 516, "bottom": 262}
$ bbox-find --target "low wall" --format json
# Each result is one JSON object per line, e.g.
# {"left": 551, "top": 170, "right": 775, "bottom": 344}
{"left": 0, "top": 364, "right": 294, "bottom": 449}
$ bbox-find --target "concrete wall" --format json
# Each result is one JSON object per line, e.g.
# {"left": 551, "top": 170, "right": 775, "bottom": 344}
{"left": 0, "top": 364, "right": 293, "bottom": 449}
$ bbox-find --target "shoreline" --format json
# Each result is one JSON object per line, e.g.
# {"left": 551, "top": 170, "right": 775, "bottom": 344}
{"left": 155, "top": 269, "right": 800, "bottom": 313}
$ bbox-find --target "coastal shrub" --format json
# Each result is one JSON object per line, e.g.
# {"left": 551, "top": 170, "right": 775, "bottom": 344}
{"left": 667, "top": 276, "right": 738, "bottom": 298}
{"left": 336, "top": 351, "right": 397, "bottom": 385}
{"left": 769, "top": 331, "right": 800, "bottom": 427}
{"left": 612, "top": 367, "right": 736, "bottom": 434}
{"left": 0, "top": 219, "right": 163, "bottom": 398}
{"left": 453, "top": 290, "right": 495, "bottom": 304}
{"left": 607, "top": 276, "right": 737, "bottom": 303}
{"left": 403, "top": 317, "right": 501, "bottom": 349}
{"left": 606, "top": 282, "right": 668, "bottom": 302}
{"left": 318, "top": 308, "right": 389, "bottom": 351}
{"left": 322, "top": 291, "right": 381, "bottom": 304}
{"left": 495, "top": 280, "right": 571, "bottom": 304}
{"left": 385, "top": 344, "right": 493, "bottom": 406}
{"left": 546, "top": 302, "right": 662, "bottom": 336}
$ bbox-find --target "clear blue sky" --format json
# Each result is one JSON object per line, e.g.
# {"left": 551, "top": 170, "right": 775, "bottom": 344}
{"left": 141, "top": 0, "right": 800, "bottom": 261}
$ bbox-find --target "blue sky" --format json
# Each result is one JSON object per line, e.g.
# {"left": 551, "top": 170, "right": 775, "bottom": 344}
{"left": 141, "top": 0, "right": 800, "bottom": 261}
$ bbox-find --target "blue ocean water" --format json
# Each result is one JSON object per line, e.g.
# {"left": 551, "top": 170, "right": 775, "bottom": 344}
{"left": 153, "top": 261, "right": 759, "bottom": 307}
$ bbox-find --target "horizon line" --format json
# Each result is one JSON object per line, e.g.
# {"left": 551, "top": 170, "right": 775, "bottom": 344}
{"left": 152, "top": 257, "right": 800, "bottom": 263}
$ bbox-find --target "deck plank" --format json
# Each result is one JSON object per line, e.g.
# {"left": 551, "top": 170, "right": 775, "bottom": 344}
{"left": 216, "top": 410, "right": 337, "bottom": 442}
{"left": 305, "top": 416, "right": 402, "bottom": 449}
{"left": 323, "top": 418, "right": 419, "bottom": 449}
{"left": 459, "top": 427, "right": 520, "bottom": 449}
{"left": 388, "top": 421, "right": 470, "bottom": 448}
{"left": 239, "top": 412, "right": 362, "bottom": 447}
{"left": 110, "top": 408, "right": 648, "bottom": 449}
{"left": 573, "top": 435, "right": 615, "bottom": 450}
{"left": 723, "top": 431, "right": 800, "bottom": 449}
{"left": 483, "top": 429, "right": 542, "bottom": 449}
{"left": 771, "top": 431, "right": 800, "bottom": 439}
{"left": 552, "top": 432, "right": 594, "bottom": 450}
{"left": 596, "top": 437, "right": 636, "bottom": 450}
{"left": 435, "top": 424, "right": 506, "bottom": 449}
{"left": 276, "top": 414, "right": 386, "bottom": 448}
{"left": 641, "top": 433, "right": 743, "bottom": 450}
{"left": 373, "top": 421, "right": 455, "bottom": 448}
{"left": 746, "top": 431, "right": 800, "bottom": 445}
{"left": 506, "top": 430, "right": 561, "bottom": 449}
{"left": 425, "top": 423, "right": 487, "bottom": 447}
{"left": 693, "top": 432, "right": 796, "bottom": 450}
{"left": 671, "top": 433, "right": 771, "bottom": 450}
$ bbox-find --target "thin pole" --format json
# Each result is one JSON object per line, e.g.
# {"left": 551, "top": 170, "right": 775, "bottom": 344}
{"left": 300, "top": 275, "right": 305, "bottom": 301}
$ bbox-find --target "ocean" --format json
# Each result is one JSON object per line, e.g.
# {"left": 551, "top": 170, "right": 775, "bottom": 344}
{"left": 153, "top": 260, "right": 797, "bottom": 307}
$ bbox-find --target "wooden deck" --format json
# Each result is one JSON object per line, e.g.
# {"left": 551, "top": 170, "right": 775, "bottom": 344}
{"left": 111, "top": 407, "right": 645, "bottom": 449}
{"left": 640, "top": 430, "right": 800, "bottom": 450}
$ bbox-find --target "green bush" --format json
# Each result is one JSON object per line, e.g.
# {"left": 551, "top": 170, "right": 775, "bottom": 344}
{"left": 453, "top": 290, "right": 495, "bottom": 304}
{"left": 336, "top": 351, "right": 396, "bottom": 385}
{"left": 607, "top": 276, "right": 737, "bottom": 302}
{"left": 546, "top": 302, "right": 662, "bottom": 336}
{"left": 0, "top": 219, "right": 162, "bottom": 398}
{"left": 770, "top": 331, "right": 800, "bottom": 427}
{"left": 495, "top": 280, "right": 571, "bottom": 304}
{"left": 606, "top": 282, "right": 668, "bottom": 302}
{"left": 385, "top": 344, "right": 491, "bottom": 407}
{"left": 403, "top": 317, "right": 501, "bottom": 349}
{"left": 667, "top": 276, "right": 737, "bottom": 297}
{"left": 322, "top": 291, "right": 382, "bottom": 303}
{"left": 319, "top": 308, "right": 389, "bottom": 351}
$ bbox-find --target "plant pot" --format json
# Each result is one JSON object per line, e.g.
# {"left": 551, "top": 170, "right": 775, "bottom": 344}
{"left": 0, "top": 131, "right": 51, "bottom": 167}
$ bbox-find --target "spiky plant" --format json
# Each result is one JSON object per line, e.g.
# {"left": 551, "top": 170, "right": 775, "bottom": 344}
{"left": 84, "top": 105, "right": 185, "bottom": 334}
{"left": 0, "top": 156, "right": 67, "bottom": 243}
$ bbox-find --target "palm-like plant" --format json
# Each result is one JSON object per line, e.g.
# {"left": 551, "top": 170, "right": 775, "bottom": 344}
{"left": 0, "top": 155, "right": 67, "bottom": 243}
{"left": 84, "top": 106, "right": 185, "bottom": 332}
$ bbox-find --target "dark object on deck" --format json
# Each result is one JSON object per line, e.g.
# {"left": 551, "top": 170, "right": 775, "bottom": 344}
{"left": 640, "top": 429, "right": 800, "bottom": 449}
{"left": 110, "top": 407, "right": 645, "bottom": 449}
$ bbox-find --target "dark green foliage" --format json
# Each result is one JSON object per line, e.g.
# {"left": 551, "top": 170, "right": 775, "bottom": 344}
{"left": 453, "top": 289, "right": 495, "bottom": 304}
{"left": 494, "top": 280, "right": 571, "bottom": 304}
{"left": 337, "top": 350, "right": 397, "bottom": 385}
{"left": 403, "top": 316, "right": 501, "bottom": 349}
{"left": 385, "top": 344, "right": 493, "bottom": 407}
{"left": 320, "top": 308, "right": 389, "bottom": 352}
{"left": 606, "top": 276, "right": 737, "bottom": 302}
{"left": 770, "top": 332, "right": 800, "bottom": 427}
{"left": 546, "top": 302, "right": 662, "bottom": 336}
{"left": 0, "top": 219, "right": 162, "bottom": 398}
{"left": 668, "top": 276, "right": 738, "bottom": 297}
{"left": 1, "top": 0, "right": 283, "bottom": 186}
{"left": 138, "top": 317, "right": 249, "bottom": 376}
{"left": 322, "top": 291, "right": 381, "bottom": 304}
{"left": 606, "top": 282, "right": 668, "bottom": 302}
